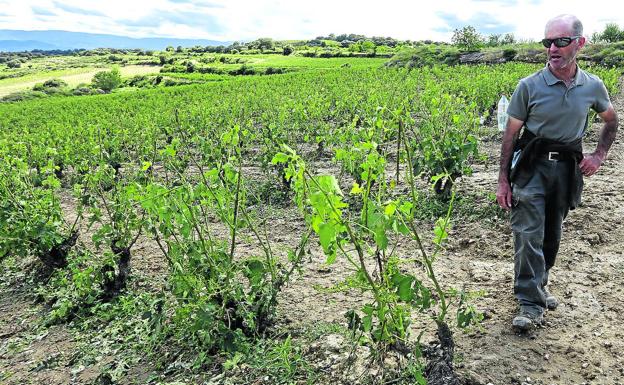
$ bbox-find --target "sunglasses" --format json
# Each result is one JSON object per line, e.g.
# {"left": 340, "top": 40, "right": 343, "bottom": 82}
{"left": 541, "top": 36, "right": 581, "bottom": 48}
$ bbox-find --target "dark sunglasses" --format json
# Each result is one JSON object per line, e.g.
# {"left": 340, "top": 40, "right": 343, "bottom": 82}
{"left": 541, "top": 36, "right": 581, "bottom": 48}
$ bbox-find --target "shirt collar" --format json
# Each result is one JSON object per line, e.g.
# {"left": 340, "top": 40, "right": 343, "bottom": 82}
{"left": 542, "top": 63, "right": 586, "bottom": 87}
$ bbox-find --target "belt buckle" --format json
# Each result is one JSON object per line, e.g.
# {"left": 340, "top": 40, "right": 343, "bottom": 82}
{"left": 548, "top": 151, "right": 559, "bottom": 161}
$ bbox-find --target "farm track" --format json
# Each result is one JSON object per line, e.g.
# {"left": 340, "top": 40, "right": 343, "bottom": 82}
{"left": 2, "top": 78, "right": 624, "bottom": 385}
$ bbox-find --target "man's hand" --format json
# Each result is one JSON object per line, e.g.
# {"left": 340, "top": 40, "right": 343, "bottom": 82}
{"left": 496, "top": 180, "right": 513, "bottom": 210}
{"left": 497, "top": 116, "right": 524, "bottom": 211}
{"left": 579, "top": 153, "right": 603, "bottom": 176}
{"left": 582, "top": 104, "right": 618, "bottom": 177}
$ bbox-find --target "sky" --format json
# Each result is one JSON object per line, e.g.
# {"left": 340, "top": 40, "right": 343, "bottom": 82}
{"left": 1, "top": 0, "right": 623, "bottom": 43}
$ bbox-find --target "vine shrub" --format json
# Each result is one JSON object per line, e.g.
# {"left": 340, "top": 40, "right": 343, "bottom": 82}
{"left": 411, "top": 92, "right": 480, "bottom": 197}
{"left": 0, "top": 155, "right": 78, "bottom": 269}
{"left": 132, "top": 132, "right": 308, "bottom": 359}
{"left": 273, "top": 143, "right": 481, "bottom": 370}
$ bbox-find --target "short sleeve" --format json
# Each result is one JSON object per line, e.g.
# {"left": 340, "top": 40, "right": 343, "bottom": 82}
{"left": 592, "top": 79, "right": 610, "bottom": 113}
{"left": 507, "top": 80, "right": 529, "bottom": 122}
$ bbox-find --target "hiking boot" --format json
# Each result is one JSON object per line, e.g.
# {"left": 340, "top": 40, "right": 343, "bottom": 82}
{"left": 512, "top": 308, "right": 544, "bottom": 331}
{"left": 543, "top": 286, "right": 559, "bottom": 310}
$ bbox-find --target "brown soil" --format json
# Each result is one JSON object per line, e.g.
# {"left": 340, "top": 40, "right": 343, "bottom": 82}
{"left": 449, "top": 82, "right": 624, "bottom": 385}
{"left": 2, "top": 79, "right": 624, "bottom": 385}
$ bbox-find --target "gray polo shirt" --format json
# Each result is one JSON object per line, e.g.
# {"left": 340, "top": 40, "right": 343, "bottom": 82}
{"left": 507, "top": 64, "right": 611, "bottom": 143}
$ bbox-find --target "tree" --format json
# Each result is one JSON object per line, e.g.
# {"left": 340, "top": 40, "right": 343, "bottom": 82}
{"left": 228, "top": 41, "right": 242, "bottom": 52}
{"left": 185, "top": 60, "right": 195, "bottom": 73}
{"left": 598, "top": 23, "right": 624, "bottom": 43}
{"left": 360, "top": 40, "right": 375, "bottom": 52}
{"left": 501, "top": 33, "right": 516, "bottom": 45}
{"left": 485, "top": 33, "right": 515, "bottom": 47}
{"left": 340, "top": 40, "right": 354, "bottom": 48}
{"left": 307, "top": 39, "right": 323, "bottom": 47}
{"left": 92, "top": 67, "right": 122, "bottom": 93}
{"left": 283, "top": 45, "right": 294, "bottom": 56}
{"left": 255, "top": 38, "right": 274, "bottom": 52}
{"left": 486, "top": 34, "right": 501, "bottom": 47}
{"left": 590, "top": 31, "right": 602, "bottom": 43}
{"left": 451, "top": 26, "right": 484, "bottom": 51}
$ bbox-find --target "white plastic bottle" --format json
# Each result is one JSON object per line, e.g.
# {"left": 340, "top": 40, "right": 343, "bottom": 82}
{"left": 497, "top": 94, "right": 509, "bottom": 132}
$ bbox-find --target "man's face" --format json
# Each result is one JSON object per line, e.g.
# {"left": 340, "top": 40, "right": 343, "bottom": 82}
{"left": 544, "top": 21, "right": 585, "bottom": 72}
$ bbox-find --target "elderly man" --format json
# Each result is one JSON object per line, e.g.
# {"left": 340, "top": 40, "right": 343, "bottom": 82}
{"left": 496, "top": 14, "right": 619, "bottom": 331}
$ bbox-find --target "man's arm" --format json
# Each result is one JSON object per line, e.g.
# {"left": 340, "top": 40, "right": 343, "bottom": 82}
{"left": 579, "top": 103, "right": 619, "bottom": 177}
{"left": 496, "top": 116, "right": 525, "bottom": 210}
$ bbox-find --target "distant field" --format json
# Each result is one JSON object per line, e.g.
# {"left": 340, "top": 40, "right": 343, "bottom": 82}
{"left": 161, "top": 55, "right": 388, "bottom": 81}
{"left": 0, "top": 65, "right": 161, "bottom": 97}
{"left": 213, "top": 55, "right": 387, "bottom": 70}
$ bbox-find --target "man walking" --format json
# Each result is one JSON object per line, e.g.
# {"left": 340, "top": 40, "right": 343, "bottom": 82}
{"left": 496, "top": 14, "right": 619, "bottom": 331}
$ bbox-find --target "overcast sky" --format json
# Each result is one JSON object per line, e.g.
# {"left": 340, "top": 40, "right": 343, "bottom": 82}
{"left": 1, "top": 0, "right": 623, "bottom": 42}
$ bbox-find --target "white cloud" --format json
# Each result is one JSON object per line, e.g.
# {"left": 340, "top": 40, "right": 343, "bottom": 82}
{"left": 1, "top": 0, "right": 623, "bottom": 42}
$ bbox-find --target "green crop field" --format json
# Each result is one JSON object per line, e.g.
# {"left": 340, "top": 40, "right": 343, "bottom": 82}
{"left": 0, "top": 49, "right": 621, "bottom": 385}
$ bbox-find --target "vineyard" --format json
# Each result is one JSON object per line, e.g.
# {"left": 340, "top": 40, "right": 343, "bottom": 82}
{"left": 1, "top": 55, "right": 623, "bottom": 385}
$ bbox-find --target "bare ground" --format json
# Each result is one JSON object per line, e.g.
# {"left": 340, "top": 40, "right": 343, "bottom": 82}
{"left": 2, "top": 81, "right": 624, "bottom": 385}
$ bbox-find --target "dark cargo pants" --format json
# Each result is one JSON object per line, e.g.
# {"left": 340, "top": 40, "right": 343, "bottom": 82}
{"left": 511, "top": 157, "right": 572, "bottom": 314}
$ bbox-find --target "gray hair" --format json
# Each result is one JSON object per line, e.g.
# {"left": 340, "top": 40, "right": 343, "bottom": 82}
{"left": 545, "top": 14, "right": 583, "bottom": 36}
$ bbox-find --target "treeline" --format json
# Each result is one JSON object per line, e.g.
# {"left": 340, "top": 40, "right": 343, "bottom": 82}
{"left": 0, "top": 34, "right": 444, "bottom": 59}
{"left": 0, "top": 48, "right": 156, "bottom": 69}
{"left": 591, "top": 23, "right": 624, "bottom": 43}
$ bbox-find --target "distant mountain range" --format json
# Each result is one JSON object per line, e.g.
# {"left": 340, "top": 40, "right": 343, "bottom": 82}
{"left": 0, "top": 30, "right": 230, "bottom": 52}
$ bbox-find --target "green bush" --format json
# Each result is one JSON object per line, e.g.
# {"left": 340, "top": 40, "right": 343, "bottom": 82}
{"left": 2, "top": 90, "right": 47, "bottom": 102}
{"left": 6, "top": 60, "right": 21, "bottom": 68}
{"left": 92, "top": 67, "right": 122, "bottom": 92}
{"left": 33, "top": 78, "right": 69, "bottom": 94}
{"left": 126, "top": 75, "right": 153, "bottom": 88}
{"left": 72, "top": 86, "right": 96, "bottom": 96}
{"left": 43, "top": 78, "right": 68, "bottom": 88}
{"left": 160, "top": 64, "right": 186, "bottom": 73}
{"left": 41, "top": 87, "right": 68, "bottom": 96}
{"left": 265, "top": 67, "right": 286, "bottom": 75}
{"left": 503, "top": 48, "right": 517, "bottom": 61}
{"left": 229, "top": 64, "right": 257, "bottom": 76}
{"left": 283, "top": 45, "right": 294, "bottom": 55}
{"left": 196, "top": 66, "right": 225, "bottom": 74}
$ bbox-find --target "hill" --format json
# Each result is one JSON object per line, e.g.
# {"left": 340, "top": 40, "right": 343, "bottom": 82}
{"left": 0, "top": 30, "right": 230, "bottom": 52}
